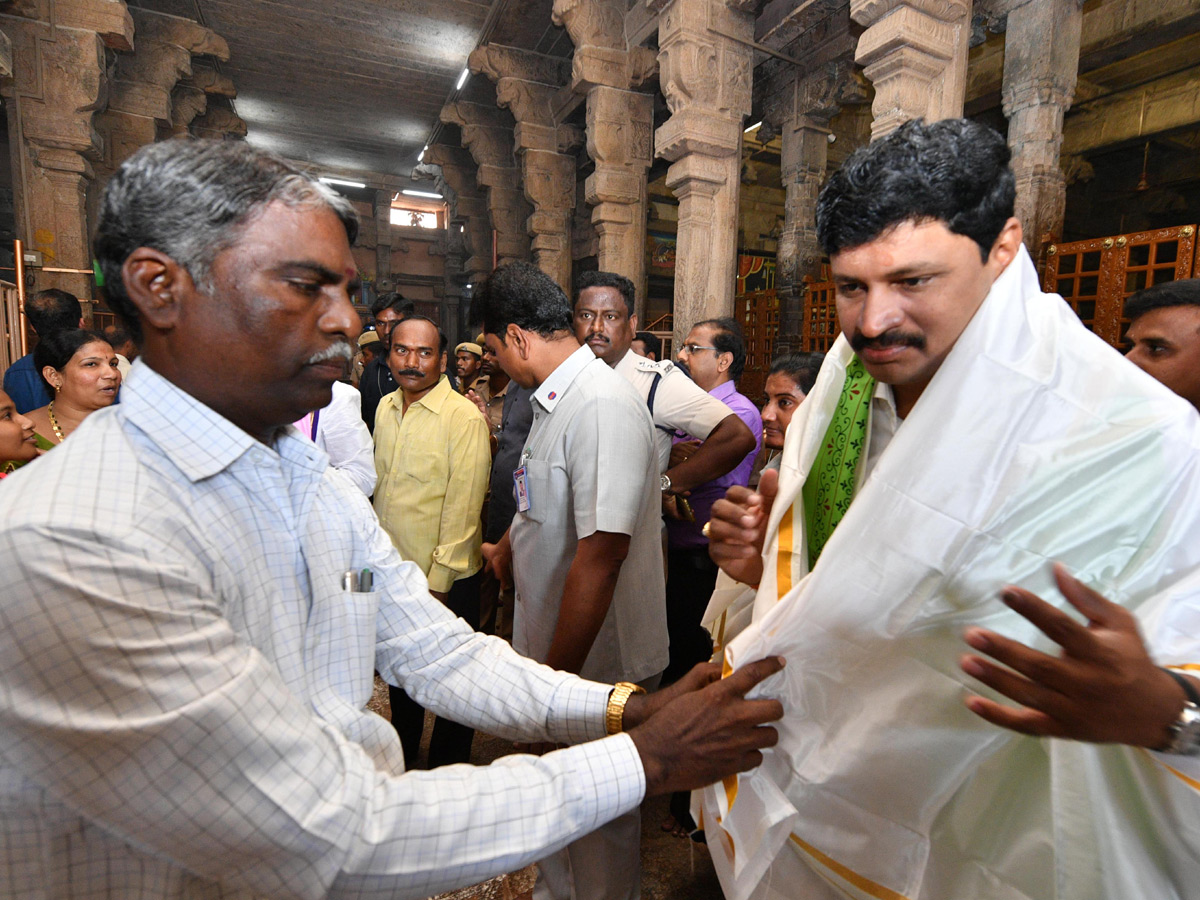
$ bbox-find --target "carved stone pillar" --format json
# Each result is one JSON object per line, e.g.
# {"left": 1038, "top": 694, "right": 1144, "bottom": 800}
{"left": 1001, "top": 0, "right": 1081, "bottom": 261}
{"left": 91, "top": 8, "right": 228, "bottom": 225}
{"left": 1, "top": 1, "right": 134, "bottom": 300}
{"left": 169, "top": 65, "right": 236, "bottom": 138}
{"left": 423, "top": 143, "right": 493, "bottom": 288}
{"left": 776, "top": 119, "right": 830, "bottom": 351}
{"left": 440, "top": 100, "right": 532, "bottom": 265}
{"left": 189, "top": 104, "right": 247, "bottom": 140}
{"left": 470, "top": 45, "right": 576, "bottom": 293}
{"left": 372, "top": 189, "right": 394, "bottom": 292}
{"left": 851, "top": 0, "right": 972, "bottom": 140}
{"left": 585, "top": 87, "right": 653, "bottom": 317}
{"left": 655, "top": 0, "right": 754, "bottom": 348}
{"left": 553, "top": 0, "right": 658, "bottom": 315}
{"left": 764, "top": 55, "right": 868, "bottom": 351}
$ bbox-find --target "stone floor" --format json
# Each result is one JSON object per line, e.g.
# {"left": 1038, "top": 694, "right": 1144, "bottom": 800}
{"left": 369, "top": 677, "right": 725, "bottom": 900}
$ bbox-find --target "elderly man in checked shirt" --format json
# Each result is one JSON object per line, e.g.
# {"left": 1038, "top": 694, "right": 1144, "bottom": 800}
{"left": 0, "top": 140, "right": 785, "bottom": 900}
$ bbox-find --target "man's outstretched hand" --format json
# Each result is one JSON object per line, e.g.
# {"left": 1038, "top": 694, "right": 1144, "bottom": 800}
{"left": 960, "top": 563, "right": 1188, "bottom": 748}
{"left": 627, "top": 657, "right": 785, "bottom": 796}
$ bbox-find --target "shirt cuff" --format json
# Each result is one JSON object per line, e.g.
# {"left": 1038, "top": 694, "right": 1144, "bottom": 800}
{"left": 426, "top": 562, "right": 462, "bottom": 593}
{"left": 553, "top": 733, "right": 646, "bottom": 831}
{"left": 547, "top": 676, "right": 615, "bottom": 745}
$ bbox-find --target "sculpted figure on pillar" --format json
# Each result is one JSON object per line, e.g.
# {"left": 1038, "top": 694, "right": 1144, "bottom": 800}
{"left": 655, "top": 0, "right": 754, "bottom": 349}
{"left": 851, "top": 0, "right": 972, "bottom": 139}
{"left": 169, "top": 66, "right": 236, "bottom": 138}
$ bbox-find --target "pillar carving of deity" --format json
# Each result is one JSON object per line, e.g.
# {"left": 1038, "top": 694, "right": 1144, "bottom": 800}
{"left": 470, "top": 45, "right": 576, "bottom": 293}
{"left": 851, "top": 0, "right": 972, "bottom": 140}
{"left": 1000, "top": 0, "right": 1081, "bottom": 262}
{"left": 655, "top": 0, "right": 754, "bottom": 349}
{"left": 440, "top": 100, "right": 532, "bottom": 265}
{"left": 1, "top": 0, "right": 134, "bottom": 300}
{"left": 554, "top": 0, "right": 657, "bottom": 316}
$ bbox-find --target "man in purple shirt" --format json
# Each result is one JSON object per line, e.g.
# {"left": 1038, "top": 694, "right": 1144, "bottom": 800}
{"left": 665, "top": 317, "right": 762, "bottom": 685}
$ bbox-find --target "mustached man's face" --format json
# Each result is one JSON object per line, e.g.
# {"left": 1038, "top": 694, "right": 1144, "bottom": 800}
{"left": 574, "top": 285, "right": 634, "bottom": 367}
{"left": 831, "top": 217, "right": 1021, "bottom": 416}
{"left": 388, "top": 318, "right": 445, "bottom": 399}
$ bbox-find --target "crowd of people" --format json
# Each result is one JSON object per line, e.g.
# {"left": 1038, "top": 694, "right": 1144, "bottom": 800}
{"left": 1, "top": 118, "right": 1199, "bottom": 900}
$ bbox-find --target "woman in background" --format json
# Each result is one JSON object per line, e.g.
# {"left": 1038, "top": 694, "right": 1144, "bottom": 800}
{"left": 0, "top": 388, "right": 41, "bottom": 475}
{"left": 25, "top": 329, "right": 121, "bottom": 447}
{"left": 760, "top": 351, "right": 825, "bottom": 464}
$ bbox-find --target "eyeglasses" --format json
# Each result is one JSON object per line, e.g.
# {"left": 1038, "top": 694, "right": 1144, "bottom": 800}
{"left": 679, "top": 343, "right": 719, "bottom": 356}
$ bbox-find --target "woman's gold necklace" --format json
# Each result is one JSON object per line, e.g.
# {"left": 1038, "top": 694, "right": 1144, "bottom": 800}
{"left": 47, "top": 400, "right": 66, "bottom": 443}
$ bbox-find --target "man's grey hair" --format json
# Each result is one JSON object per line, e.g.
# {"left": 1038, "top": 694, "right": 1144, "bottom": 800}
{"left": 94, "top": 139, "right": 359, "bottom": 341}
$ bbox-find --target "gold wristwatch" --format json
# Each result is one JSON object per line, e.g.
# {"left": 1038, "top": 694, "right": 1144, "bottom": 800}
{"left": 605, "top": 682, "right": 646, "bottom": 735}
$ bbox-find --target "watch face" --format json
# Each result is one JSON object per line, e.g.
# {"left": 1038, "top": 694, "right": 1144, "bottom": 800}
{"left": 661, "top": 474, "right": 670, "bottom": 491}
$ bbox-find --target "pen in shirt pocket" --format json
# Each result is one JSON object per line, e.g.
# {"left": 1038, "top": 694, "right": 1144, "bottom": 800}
{"left": 342, "top": 568, "right": 373, "bottom": 592}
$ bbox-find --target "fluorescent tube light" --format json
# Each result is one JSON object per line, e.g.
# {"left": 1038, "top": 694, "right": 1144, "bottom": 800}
{"left": 401, "top": 189, "right": 443, "bottom": 200}
{"left": 743, "top": 121, "right": 762, "bottom": 134}
{"left": 456, "top": 69, "right": 469, "bottom": 90}
{"left": 319, "top": 176, "right": 366, "bottom": 189}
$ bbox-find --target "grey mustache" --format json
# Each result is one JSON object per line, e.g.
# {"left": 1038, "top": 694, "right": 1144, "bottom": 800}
{"left": 306, "top": 342, "right": 354, "bottom": 365}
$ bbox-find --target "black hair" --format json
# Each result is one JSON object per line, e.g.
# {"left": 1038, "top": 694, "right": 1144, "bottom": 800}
{"left": 26, "top": 289, "right": 82, "bottom": 337}
{"left": 371, "top": 291, "right": 414, "bottom": 319}
{"left": 103, "top": 324, "right": 134, "bottom": 348}
{"left": 693, "top": 317, "right": 747, "bottom": 380}
{"left": 1124, "top": 278, "right": 1200, "bottom": 321}
{"left": 391, "top": 314, "right": 448, "bottom": 354}
{"left": 768, "top": 352, "right": 825, "bottom": 395}
{"left": 575, "top": 270, "right": 636, "bottom": 318}
{"left": 816, "top": 118, "right": 1015, "bottom": 262}
{"left": 94, "top": 139, "right": 358, "bottom": 343}
{"left": 634, "top": 331, "right": 661, "bottom": 359}
{"left": 34, "top": 329, "right": 111, "bottom": 391}
{"left": 473, "top": 261, "right": 574, "bottom": 341}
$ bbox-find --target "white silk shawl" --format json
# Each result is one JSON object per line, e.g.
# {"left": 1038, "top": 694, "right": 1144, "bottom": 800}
{"left": 697, "top": 246, "right": 1200, "bottom": 900}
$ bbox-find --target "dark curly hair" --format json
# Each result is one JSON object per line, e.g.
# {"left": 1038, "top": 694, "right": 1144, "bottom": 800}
{"left": 817, "top": 118, "right": 1015, "bottom": 262}
{"left": 473, "top": 261, "right": 574, "bottom": 341}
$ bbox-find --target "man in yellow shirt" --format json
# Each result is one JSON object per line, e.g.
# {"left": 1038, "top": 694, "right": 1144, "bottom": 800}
{"left": 374, "top": 315, "right": 491, "bottom": 767}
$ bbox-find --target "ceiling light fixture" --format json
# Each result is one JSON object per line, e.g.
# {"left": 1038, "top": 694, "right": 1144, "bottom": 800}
{"left": 417, "top": 145, "right": 427, "bottom": 163}
{"left": 456, "top": 69, "right": 469, "bottom": 91}
{"left": 318, "top": 176, "right": 366, "bottom": 189}
{"left": 402, "top": 189, "right": 443, "bottom": 200}
{"left": 744, "top": 121, "right": 762, "bottom": 134}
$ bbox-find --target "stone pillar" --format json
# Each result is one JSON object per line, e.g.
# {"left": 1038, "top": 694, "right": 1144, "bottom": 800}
{"left": 1, "top": 1, "right": 134, "bottom": 300}
{"left": 91, "top": 8, "right": 228, "bottom": 225}
{"left": 763, "top": 53, "right": 868, "bottom": 351}
{"left": 440, "top": 100, "right": 532, "bottom": 265}
{"left": 169, "top": 66, "right": 236, "bottom": 138}
{"left": 655, "top": 0, "right": 754, "bottom": 348}
{"left": 776, "top": 118, "right": 830, "bottom": 351}
{"left": 423, "top": 143, "right": 493, "bottom": 288}
{"left": 553, "top": 0, "right": 658, "bottom": 316}
{"left": 189, "top": 104, "right": 247, "bottom": 140}
{"left": 373, "top": 189, "right": 394, "bottom": 292}
{"left": 470, "top": 45, "right": 576, "bottom": 293}
{"left": 1001, "top": 0, "right": 1082, "bottom": 260}
{"left": 851, "top": 0, "right": 972, "bottom": 140}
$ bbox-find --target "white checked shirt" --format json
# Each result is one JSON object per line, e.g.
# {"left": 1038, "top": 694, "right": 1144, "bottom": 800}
{"left": 0, "top": 361, "right": 645, "bottom": 900}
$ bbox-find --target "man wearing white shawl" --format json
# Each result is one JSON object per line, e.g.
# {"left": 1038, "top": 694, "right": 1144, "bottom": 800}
{"left": 700, "top": 118, "right": 1200, "bottom": 900}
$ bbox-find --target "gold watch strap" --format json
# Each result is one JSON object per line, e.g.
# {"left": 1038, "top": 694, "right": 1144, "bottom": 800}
{"left": 605, "top": 682, "right": 646, "bottom": 735}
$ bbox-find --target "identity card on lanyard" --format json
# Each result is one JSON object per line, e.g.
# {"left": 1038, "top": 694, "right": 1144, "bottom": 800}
{"left": 514, "top": 465, "right": 531, "bottom": 513}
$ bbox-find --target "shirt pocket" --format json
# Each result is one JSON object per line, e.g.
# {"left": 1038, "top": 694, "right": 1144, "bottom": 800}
{"left": 518, "top": 458, "right": 554, "bottom": 525}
